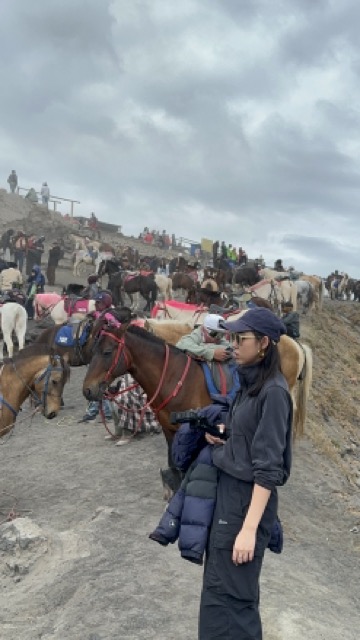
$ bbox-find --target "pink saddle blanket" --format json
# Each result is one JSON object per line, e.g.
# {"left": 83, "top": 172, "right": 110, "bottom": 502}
{"left": 63, "top": 298, "right": 90, "bottom": 316}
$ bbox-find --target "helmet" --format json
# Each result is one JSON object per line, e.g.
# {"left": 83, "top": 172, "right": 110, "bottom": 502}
{"left": 203, "top": 314, "right": 226, "bottom": 332}
{"left": 94, "top": 291, "right": 113, "bottom": 308}
{"left": 87, "top": 274, "right": 99, "bottom": 284}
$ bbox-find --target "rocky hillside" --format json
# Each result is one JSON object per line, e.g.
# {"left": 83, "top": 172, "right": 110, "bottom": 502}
{"left": 301, "top": 299, "right": 360, "bottom": 507}
{"left": 0, "top": 190, "right": 182, "bottom": 260}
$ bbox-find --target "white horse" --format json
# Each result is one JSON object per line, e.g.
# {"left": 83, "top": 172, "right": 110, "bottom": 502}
{"left": 73, "top": 250, "right": 114, "bottom": 276}
{"left": 154, "top": 274, "right": 173, "bottom": 301}
{"left": 0, "top": 302, "right": 27, "bottom": 358}
{"left": 69, "top": 234, "right": 101, "bottom": 252}
{"left": 34, "top": 293, "right": 96, "bottom": 324}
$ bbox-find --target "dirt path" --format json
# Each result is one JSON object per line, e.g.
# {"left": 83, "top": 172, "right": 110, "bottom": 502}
{"left": 1, "top": 291, "right": 360, "bottom": 639}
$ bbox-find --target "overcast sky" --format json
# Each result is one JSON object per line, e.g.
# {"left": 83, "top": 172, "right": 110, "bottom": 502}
{"left": 1, "top": 0, "right": 360, "bottom": 277}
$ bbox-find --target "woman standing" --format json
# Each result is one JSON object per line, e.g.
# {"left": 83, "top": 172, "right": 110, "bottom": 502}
{"left": 199, "top": 307, "right": 292, "bottom": 640}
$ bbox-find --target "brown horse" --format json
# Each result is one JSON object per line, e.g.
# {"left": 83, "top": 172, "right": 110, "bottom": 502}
{"left": 0, "top": 344, "right": 70, "bottom": 438}
{"left": 144, "top": 320, "right": 312, "bottom": 437}
{"left": 83, "top": 322, "right": 211, "bottom": 491}
{"left": 171, "top": 272, "right": 198, "bottom": 295}
{"left": 82, "top": 321, "right": 313, "bottom": 491}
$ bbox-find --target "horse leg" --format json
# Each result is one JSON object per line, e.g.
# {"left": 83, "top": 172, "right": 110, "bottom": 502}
{"left": 15, "top": 312, "right": 26, "bottom": 351}
{"left": 160, "top": 435, "right": 183, "bottom": 500}
{"left": 2, "top": 327, "right": 13, "bottom": 358}
{"left": 142, "top": 292, "right": 150, "bottom": 313}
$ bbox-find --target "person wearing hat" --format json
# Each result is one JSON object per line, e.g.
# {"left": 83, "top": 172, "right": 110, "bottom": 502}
{"left": 198, "top": 307, "right": 292, "bottom": 640}
{"left": 46, "top": 241, "right": 63, "bottom": 286}
{"left": 176, "top": 314, "right": 232, "bottom": 362}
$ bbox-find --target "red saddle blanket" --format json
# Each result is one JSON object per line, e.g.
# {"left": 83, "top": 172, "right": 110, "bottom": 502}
{"left": 124, "top": 271, "right": 153, "bottom": 284}
{"left": 63, "top": 297, "right": 90, "bottom": 316}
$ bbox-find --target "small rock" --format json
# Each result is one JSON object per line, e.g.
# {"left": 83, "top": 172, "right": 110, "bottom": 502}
{"left": 350, "top": 526, "right": 359, "bottom": 534}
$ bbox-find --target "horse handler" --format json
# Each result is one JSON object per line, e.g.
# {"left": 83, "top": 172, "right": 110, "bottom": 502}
{"left": 46, "top": 241, "right": 63, "bottom": 286}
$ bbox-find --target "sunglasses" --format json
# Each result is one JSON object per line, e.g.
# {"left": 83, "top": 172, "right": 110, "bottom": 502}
{"left": 208, "top": 330, "right": 222, "bottom": 339}
{"left": 230, "top": 334, "right": 256, "bottom": 346}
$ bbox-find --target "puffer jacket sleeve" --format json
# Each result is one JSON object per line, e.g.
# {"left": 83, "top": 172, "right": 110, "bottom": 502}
{"left": 178, "top": 447, "right": 218, "bottom": 565}
{"left": 149, "top": 488, "right": 186, "bottom": 546}
{"left": 172, "top": 423, "right": 206, "bottom": 472}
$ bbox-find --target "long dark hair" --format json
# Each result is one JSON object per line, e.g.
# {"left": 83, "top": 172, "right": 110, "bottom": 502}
{"left": 248, "top": 332, "right": 282, "bottom": 396}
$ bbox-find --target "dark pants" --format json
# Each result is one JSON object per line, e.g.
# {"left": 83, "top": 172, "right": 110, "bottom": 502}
{"left": 14, "top": 250, "right": 25, "bottom": 272}
{"left": 199, "top": 473, "right": 277, "bottom": 640}
{"left": 26, "top": 298, "right": 34, "bottom": 319}
{"left": 47, "top": 265, "right": 56, "bottom": 286}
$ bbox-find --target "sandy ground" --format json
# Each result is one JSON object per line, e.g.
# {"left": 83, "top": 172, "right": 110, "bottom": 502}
{"left": 0, "top": 265, "right": 359, "bottom": 639}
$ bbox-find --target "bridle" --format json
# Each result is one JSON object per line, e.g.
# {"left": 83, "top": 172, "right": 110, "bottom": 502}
{"left": 0, "top": 356, "right": 66, "bottom": 430}
{"left": 98, "top": 329, "right": 191, "bottom": 432}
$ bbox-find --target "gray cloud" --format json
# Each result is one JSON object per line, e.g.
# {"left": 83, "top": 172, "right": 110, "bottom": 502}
{"left": 1, "top": 0, "right": 360, "bottom": 277}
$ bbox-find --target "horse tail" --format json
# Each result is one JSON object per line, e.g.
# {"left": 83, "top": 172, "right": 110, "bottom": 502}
{"left": 293, "top": 343, "right": 313, "bottom": 438}
{"left": 290, "top": 282, "right": 298, "bottom": 311}
{"left": 319, "top": 280, "right": 325, "bottom": 310}
{"left": 14, "top": 305, "right": 27, "bottom": 350}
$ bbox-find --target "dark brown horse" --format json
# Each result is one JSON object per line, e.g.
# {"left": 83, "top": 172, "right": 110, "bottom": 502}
{"left": 186, "top": 285, "right": 225, "bottom": 307}
{"left": 82, "top": 323, "right": 212, "bottom": 492}
{"left": 171, "top": 272, "right": 198, "bottom": 295}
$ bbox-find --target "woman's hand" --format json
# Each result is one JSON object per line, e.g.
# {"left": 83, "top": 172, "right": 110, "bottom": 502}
{"left": 232, "top": 526, "right": 256, "bottom": 565}
{"left": 204, "top": 423, "right": 226, "bottom": 446}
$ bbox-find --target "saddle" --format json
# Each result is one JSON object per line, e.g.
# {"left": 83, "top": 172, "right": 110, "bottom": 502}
{"left": 63, "top": 296, "right": 90, "bottom": 316}
{"left": 201, "top": 361, "right": 240, "bottom": 398}
{"left": 55, "top": 320, "right": 91, "bottom": 348}
{"left": 208, "top": 304, "right": 242, "bottom": 318}
{"left": 0, "top": 291, "right": 26, "bottom": 306}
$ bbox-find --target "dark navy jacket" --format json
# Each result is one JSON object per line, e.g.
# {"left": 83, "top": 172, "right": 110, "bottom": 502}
{"left": 149, "top": 442, "right": 217, "bottom": 565}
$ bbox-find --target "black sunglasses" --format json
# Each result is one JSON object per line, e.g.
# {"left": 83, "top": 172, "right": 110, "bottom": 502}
{"left": 231, "top": 333, "right": 256, "bottom": 346}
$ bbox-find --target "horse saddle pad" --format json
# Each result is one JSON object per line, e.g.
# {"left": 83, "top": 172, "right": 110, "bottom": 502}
{"left": 55, "top": 322, "right": 90, "bottom": 348}
{"left": 63, "top": 297, "right": 90, "bottom": 315}
{"left": 201, "top": 362, "right": 239, "bottom": 396}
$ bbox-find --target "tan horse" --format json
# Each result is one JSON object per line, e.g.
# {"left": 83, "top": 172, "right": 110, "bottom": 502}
{"left": 301, "top": 274, "right": 325, "bottom": 310}
{"left": 0, "top": 344, "right": 70, "bottom": 438}
{"left": 201, "top": 277, "right": 219, "bottom": 292}
{"left": 145, "top": 319, "right": 312, "bottom": 438}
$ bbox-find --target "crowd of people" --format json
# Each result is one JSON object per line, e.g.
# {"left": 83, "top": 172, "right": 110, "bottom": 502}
{"left": 139, "top": 227, "right": 177, "bottom": 250}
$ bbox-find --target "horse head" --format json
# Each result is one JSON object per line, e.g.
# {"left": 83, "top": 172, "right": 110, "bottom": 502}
{"left": 31, "top": 352, "right": 70, "bottom": 419}
{"left": 83, "top": 323, "right": 130, "bottom": 401}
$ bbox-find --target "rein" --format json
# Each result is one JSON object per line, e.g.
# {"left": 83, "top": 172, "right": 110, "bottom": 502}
{"left": 0, "top": 356, "right": 65, "bottom": 437}
{"left": 99, "top": 330, "right": 192, "bottom": 436}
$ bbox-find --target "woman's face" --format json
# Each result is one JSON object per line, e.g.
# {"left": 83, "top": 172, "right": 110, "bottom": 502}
{"left": 230, "top": 332, "right": 269, "bottom": 366}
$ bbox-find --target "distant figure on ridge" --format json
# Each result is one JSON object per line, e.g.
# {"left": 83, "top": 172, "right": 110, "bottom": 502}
{"left": 41, "top": 182, "right": 50, "bottom": 207}
{"left": 7, "top": 170, "right": 18, "bottom": 194}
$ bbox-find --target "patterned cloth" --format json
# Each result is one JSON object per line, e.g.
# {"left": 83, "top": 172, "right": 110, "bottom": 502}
{"left": 111, "top": 374, "right": 162, "bottom": 435}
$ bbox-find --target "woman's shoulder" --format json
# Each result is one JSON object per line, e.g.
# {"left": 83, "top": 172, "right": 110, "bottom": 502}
{"left": 262, "top": 371, "right": 290, "bottom": 394}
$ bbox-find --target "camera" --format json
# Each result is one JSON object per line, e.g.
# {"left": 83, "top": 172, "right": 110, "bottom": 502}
{"left": 170, "top": 409, "right": 228, "bottom": 440}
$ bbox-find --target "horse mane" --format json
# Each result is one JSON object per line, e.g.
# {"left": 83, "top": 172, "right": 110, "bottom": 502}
{"left": 8, "top": 343, "right": 56, "bottom": 361}
{"left": 127, "top": 325, "right": 181, "bottom": 354}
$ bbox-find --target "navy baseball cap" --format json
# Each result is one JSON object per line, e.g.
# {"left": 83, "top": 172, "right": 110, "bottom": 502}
{"left": 220, "top": 308, "right": 286, "bottom": 343}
